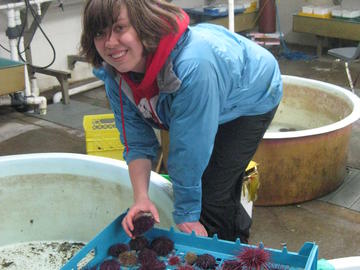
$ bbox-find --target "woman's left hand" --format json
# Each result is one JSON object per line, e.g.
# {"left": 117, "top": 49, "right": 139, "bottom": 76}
{"left": 176, "top": 221, "right": 208, "bottom": 237}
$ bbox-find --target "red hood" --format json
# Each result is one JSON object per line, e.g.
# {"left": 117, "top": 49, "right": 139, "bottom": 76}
{"left": 121, "top": 10, "right": 190, "bottom": 104}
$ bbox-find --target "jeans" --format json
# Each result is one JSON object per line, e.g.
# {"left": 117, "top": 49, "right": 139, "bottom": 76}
{"left": 200, "top": 105, "right": 278, "bottom": 243}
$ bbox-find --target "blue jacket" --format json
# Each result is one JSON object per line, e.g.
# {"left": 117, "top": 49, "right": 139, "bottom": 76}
{"left": 94, "top": 23, "right": 282, "bottom": 224}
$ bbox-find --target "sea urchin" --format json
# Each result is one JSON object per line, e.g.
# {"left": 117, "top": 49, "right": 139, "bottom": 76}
{"left": 99, "top": 259, "right": 121, "bottom": 270}
{"left": 131, "top": 213, "right": 155, "bottom": 237}
{"left": 138, "top": 248, "right": 158, "bottom": 265}
{"left": 129, "top": 235, "right": 149, "bottom": 251}
{"left": 108, "top": 243, "right": 129, "bottom": 257}
{"left": 118, "top": 250, "right": 137, "bottom": 267}
{"left": 221, "top": 259, "right": 243, "bottom": 270}
{"left": 138, "top": 259, "right": 166, "bottom": 270}
{"left": 237, "top": 247, "right": 270, "bottom": 270}
{"left": 150, "top": 236, "right": 174, "bottom": 256}
{"left": 195, "top": 254, "right": 217, "bottom": 269}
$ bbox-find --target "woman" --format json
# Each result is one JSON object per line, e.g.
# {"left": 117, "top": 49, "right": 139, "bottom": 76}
{"left": 80, "top": 0, "right": 282, "bottom": 243}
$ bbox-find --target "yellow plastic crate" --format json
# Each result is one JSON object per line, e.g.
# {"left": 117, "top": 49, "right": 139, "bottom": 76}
{"left": 83, "top": 114, "right": 124, "bottom": 160}
{"left": 298, "top": 11, "right": 331, "bottom": 19}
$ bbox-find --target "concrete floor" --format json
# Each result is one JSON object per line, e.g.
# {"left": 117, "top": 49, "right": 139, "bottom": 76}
{"left": 1, "top": 52, "right": 360, "bottom": 261}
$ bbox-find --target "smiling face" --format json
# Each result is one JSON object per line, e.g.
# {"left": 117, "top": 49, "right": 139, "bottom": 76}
{"left": 93, "top": 5, "right": 146, "bottom": 73}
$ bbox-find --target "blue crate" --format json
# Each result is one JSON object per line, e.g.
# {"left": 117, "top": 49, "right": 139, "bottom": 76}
{"left": 61, "top": 212, "right": 318, "bottom": 270}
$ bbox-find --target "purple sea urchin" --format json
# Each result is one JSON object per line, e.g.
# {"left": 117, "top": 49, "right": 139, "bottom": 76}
{"left": 138, "top": 248, "right": 158, "bottom": 265}
{"left": 237, "top": 247, "right": 270, "bottom": 270}
{"left": 131, "top": 213, "right": 155, "bottom": 237}
{"left": 108, "top": 243, "right": 129, "bottom": 257}
{"left": 195, "top": 254, "right": 217, "bottom": 269}
{"left": 129, "top": 235, "right": 149, "bottom": 251}
{"left": 221, "top": 260, "right": 243, "bottom": 270}
{"left": 99, "top": 259, "right": 121, "bottom": 270}
{"left": 138, "top": 259, "right": 166, "bottom": 270}
{"left": 185, "top": 252, "right": 198, "bottom": 265}
{"left": 118, "top": 250, "right": 137, "bottom": 267}
{"left": 150, "top": 236, "right": 174, "bottom": 256}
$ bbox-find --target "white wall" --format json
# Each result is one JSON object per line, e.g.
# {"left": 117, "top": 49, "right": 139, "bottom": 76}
{"left": 0, "top": 1, "right": 92, "bottom": 91}
{"left": 1, "top": 0, "right": 360, "bottom": 91}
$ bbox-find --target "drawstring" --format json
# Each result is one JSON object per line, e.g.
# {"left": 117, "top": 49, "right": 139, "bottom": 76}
{"left": 119, "top": 78, "right": 129, "bottom": 154}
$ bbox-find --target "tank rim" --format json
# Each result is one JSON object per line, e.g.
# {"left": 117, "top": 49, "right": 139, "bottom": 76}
{"left": 264, "top": 75, "right": 360, "bottom": 139}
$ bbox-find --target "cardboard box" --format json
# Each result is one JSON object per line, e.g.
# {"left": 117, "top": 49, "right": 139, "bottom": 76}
{"left": 0, "top": 57, "right": 25, "bottom": 96}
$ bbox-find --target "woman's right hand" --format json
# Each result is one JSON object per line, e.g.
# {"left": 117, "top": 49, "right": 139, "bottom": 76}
{"left": 121, "top": 197, "right": 160, "bottom": 238}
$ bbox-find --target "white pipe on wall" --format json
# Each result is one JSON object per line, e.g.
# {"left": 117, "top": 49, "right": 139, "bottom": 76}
{"left": 0, "top": 0, "right": 52, "bottom": 11}
{"left": 7, "top": 8, "right": 18, "bottom": 61}
{"left": 14, "top": 9, "right": 32, "bottom": 97}
{"left": 52, "top": 80, "right": 104, "bottom": 104}
{"left": 228, "top": 0, "right": 235, "bottom": 32}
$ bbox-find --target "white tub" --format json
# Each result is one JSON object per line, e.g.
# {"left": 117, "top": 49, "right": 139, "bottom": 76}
{"left": 0, "top": 153, "right": 175, "bottom": 246}
{"left": 329, "top": 256, "right": 360, "bottom": 270}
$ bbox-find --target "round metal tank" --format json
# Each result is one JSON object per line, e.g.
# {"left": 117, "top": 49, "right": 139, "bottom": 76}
{"left": 254, "top": 75, "right": 360, "bottom": 206}
{"left": 0, "top": 153, "right": 175, "bottom": 247}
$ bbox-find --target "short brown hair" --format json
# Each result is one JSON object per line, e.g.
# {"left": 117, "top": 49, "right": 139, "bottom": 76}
{"left": 80, "top": 0, "right": 184, "bottom": 67}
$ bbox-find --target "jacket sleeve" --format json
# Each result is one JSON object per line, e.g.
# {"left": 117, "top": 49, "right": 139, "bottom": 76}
{"left": 168, "top": 59, "right": 220, "bottom": 224}
{"left": 93, "top": 67, "right": 159, "bottom": 163}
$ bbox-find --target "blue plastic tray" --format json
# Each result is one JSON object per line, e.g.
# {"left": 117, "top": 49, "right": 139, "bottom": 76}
{"left": 61, "top": 213, "right": 318, "bottom": 270}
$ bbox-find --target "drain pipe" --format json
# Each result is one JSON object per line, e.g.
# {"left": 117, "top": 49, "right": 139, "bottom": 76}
{"left": 53, "top": 80, "right": 104, "bottom": 103}
{"left": 26, "top": 77, "right": 47, "bottom": 114}
{"left": 0, "top": 92, "right": 46, "bottom": 114}
{"left": 25, "top": 96, "right": 47, "bottom": 114}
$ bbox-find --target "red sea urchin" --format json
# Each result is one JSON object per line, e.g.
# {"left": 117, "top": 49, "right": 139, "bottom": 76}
{"left": 129, "top": 235, "right": 149, "bottom": 251}
{"left": 131, "top": 213, "right": 155, "bottom": 237}
{"left": 108, "top": 243, "right": 129, "bottom": 257}
{"left": 168, "top": 255, "right": 181, "bottom": 265}
{"left": 150, "top": 236, "right": 174, "bottom": 256}
{"left": 99, "top": 259, "right": 121, "bottom": 270}
{"left": 237, "top": 247, "right": 270, "bottom": 270}
{"left": 195, "top": 254, "right": 217, "bottom": 269}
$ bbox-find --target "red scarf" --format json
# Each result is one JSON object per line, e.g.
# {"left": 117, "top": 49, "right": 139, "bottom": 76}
{"left": 119, "top": 10, "right": 189, "bottom": 154}
{"left": 121, "top": 10, "right": 189, "bottom": 105}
